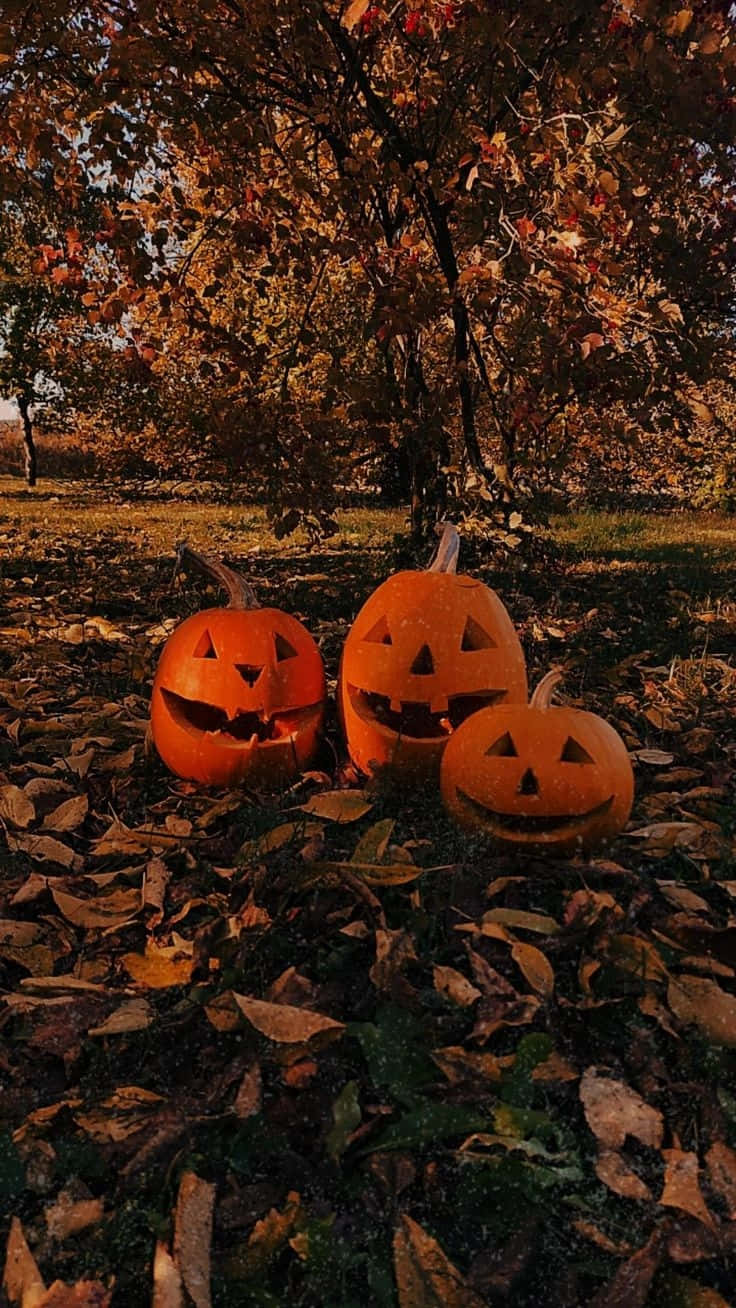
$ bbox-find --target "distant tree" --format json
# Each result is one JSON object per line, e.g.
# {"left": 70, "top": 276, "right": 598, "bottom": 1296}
{"left": 3, "top": 1, "right": 735, "bottom": 531}
{"left": 0, "top": 172, "right": 112, "bottom": 484}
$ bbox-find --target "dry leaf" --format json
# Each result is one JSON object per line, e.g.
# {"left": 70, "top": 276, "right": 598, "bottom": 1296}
{"left": 705, "top": 1140, "right": 736, "bottom": 1219}
{"left": 37, "top": 1280, "right": 112, "bottom": 1306}
{"left": 661, "top": 1149, "right": 716, "bottom": 1229}
{"left": 432, "top": 966, "right": 481, "bottom": 1008}
{"left": 482, "top": 908, "right": 558, "bottom": 935}
{"left": 152, "top": 1241, "right": 183, "bottom": 1308}
{"left": 232, "top": 993, "right": 345, "bottom": 1045}
{"left": 667, "top": 975, "right": 736, "bottom": 1047}
{"left": 580, "top": 1068, "right": 663, "bottom": 1150}
{"left": 243, "top": 1192, "right": 302, "bottom": 1275}
{"left": 173, "top": 1172, "right": 215, "bottom": 1308}
{"left": 531, "top": 1052, "right": 578, "bottom": 1082}
{"left": 3, "top": 1216, "right": 46, "bottom": 1307}
{"left": 74, "top": 1086, "right": 166, "bottom": 1142}
{"left": 393, "top": 1214, "right": 487, "bottom": 1308}
{"left": 370, "top": 928, "right": 417, "bottom": 990}
{"left": 51, "top": 887, "right": 141, "bottom": 930}
{"left": 122, "top": 941, "right": 194, "bottom": 989}
{"left": 595, "top": 1149, "right": 652, "bottom": 1201}
{"left": 589, "top": 1225, "right": 666, "bottom": 1308}
{"left": 233, "top": 1062, "right": 262, "bottom": 1119}
{"left": 87, "top": 999, "right": 154, "bottom": 1037}
{"left": 510, "top": 941, "right": 555, "bottom": 997}
{"left": 432, "top": 1046, "right": 507, "bottom": 1086}
{"left": 142, "top": 858, "right": 170, "bottom": 923}
{"left": 6, "top": 833, "right": 83, "bottom": 872}
{"left": 341, "top": 0, "right": 371, "bottom": 29}
{"left": 298, "top": 790, "right": 373, "bottom": 822}
{"left": 45, "top": 1192, "right": 104, "bottom": 1241}
{"left": 0, "top": 785, "right": 36, "bottom": 829}
{"left": 42, "top": 795, "right": 88, "bottom": 833}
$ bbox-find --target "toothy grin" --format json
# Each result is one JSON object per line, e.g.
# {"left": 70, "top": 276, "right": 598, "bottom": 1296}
{"left": 455, "top": 788, "right": 614, "bottom": 837}
{"left": 347, "top": 686, "right": 507, "bottom": 740}
{"left": 161, "top": 689, "right": 319, "bottom": 745}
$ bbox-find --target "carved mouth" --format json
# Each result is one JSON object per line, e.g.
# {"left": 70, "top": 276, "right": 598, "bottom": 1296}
{"left": 455, "top": 788, "right": 614, "bottom": 840}
{"left": 347, "top": 686, "right": 507, "bottom": 740}
{"left": 161, "top": 689, "right": 319, "bottom": 746}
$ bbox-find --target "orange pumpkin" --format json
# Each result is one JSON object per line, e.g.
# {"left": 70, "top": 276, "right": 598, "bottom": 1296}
{"left": 440, "top": 671, "right": 634, "bottom": 853}
{"left": 338, "top": 525, "right": 527, "bottom": 781}
{"left": 151, "top": 546, "right": 325, "bottom": 787}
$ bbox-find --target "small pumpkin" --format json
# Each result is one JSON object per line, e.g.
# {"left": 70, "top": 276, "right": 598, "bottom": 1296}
{"left": 151, "top": 546, "right": 325, "bottom": 787}
{"left": 339, "top": 524, "right": 527, "bottom": 781}
{"left": 440, "top": 670, "right": 633, "bottom": 853}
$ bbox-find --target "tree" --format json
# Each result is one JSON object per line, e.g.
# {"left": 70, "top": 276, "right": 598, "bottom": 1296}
{"left": 2, "top": 1, "right": 734, "bottom": 529}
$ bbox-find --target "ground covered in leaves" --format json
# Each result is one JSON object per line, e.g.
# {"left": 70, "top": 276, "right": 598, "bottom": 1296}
{"left": 1, "top": 482, "right": 736, "bottom": 1308}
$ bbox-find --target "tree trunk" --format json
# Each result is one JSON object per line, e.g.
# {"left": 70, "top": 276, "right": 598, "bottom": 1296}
{"left": 17, "top": 394, "right": 37, "bottom": 487}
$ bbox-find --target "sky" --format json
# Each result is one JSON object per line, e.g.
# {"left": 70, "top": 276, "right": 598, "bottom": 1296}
{"left": 0, "top": 399, "right": 18, "bottom": 419}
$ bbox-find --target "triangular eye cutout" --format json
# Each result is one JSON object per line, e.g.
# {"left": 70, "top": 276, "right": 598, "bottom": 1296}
{"left": 410, "top": 644, "right": 435, "bottom": 675}
{"left": 236, "top": 664, "right": 263, "bottom": 687}
{"left": 561, "top": 736, "right": 594, "bottom": 764}
{"left": 274, "top": 633, "right": 298, "bottom": 662}
{"left": 363, "top": 616, "right": 392, "bottom": 645}
{"left": 486, "top": 731, "right": 518, "bottom": 757}
{"left": 461, "top": 616, "right": 497, "bottom": 651}
{"left": 193, "top": 629, "right": 217, "bottom": 659}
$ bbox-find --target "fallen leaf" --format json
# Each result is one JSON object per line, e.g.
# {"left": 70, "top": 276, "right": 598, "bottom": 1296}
{"left": 393, "top": 1214, "right": 487, "bottom": 1308}
{"left": 122, "top": 941, "right": 194, "bottom": 989}
{"left": 6, "top": 833, "right": 83, "bottom": 872}
{"left": 482, "top": 908, "right": 558, "bottom": 935}
{"left": 370, "top": 928, "right": 417, "bottom": 990}
{"left": 433, "top": 965, "right": 481, "bottom": 1008}
{"left": 152, "top": 1240, "right": 183, "bottom": 1308}
{"left": 326, "top": 1080, "right": 361, "bottom": 1161}
{"left": 173, "top": 1172, "right": 215, "bottom": 1308}
{"left": 51, "top": 886, "right": 141, "bottom": 930}
{"left": 3, "top": 1216, "right": 46, "bottom": 1307}
{"left": 660, "top": 1149, "right": 716, "bottom": 1229}
{"left": 298, "top": 790, "right": 373, "bottom": 822}
{"left": 45, "top": 1191, "right": 104, "bottom": 1240}
{"left": 589, "top": 1225, "right": 666, "bottom": 1308}
{"left": 42, "top": 795, "right": 88, "bottom": 833}
{"left": 0, "top": 785, "right": 36, "bottom": 829}
{"left": 705, "top": 1140, "right": 736, "bottom": 1219}
{"left": 87, "top": 999, "right": 154, "bottom": 1036}
{"left": 580, "top": 1067, "right": 664, "bottom": 1150}
{"left": 667, "top": 975, "right": 736, "bottom": 1047}
{"left": 232, "top": 993, "right": 345, "bottom": 1045}
{"left": 510, "top": 940, "right": 555, "bottom": 997}
{"left": 342, "top": 0, "right": 370, "bottom": 29}
{"left": 432, "top": 1046, "right": 508, "bottom": 1086}
{"left": 233, "top": 1062, "right": 262, "bottom": 1119}
{"left": 241, "top": 1192, "right": 302, "bottom": 1276}
{"left": 595, "top": 1148, "right": 652, "bottom": 1201}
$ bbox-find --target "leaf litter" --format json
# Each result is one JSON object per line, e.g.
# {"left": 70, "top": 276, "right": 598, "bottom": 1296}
{"left": 1, "top": 508, "right": 735, "bottom": 1305}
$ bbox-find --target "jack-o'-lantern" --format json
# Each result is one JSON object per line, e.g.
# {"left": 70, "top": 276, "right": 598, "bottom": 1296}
{"left": 440, "top": 670, "right": 634, "bottom": 853}
{"left": 339, "top": 525, "right": 527, "bottom": 781}
{"left": 151, "top": 546, "right": 326, "bottom": 788}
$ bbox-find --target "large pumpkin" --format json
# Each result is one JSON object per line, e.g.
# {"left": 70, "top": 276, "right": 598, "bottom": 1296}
{"left": 339, "top": 525, "right": 527, "bottom": 781}
{"left": 151, "top": 546, "right": 325, "bottom": 787}
{"left": 440, "top": 670, "right": 634, "bottom": 853}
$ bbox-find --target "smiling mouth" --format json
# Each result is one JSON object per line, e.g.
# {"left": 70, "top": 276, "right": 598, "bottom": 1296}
{"left": 455, "top": 789, "right": 614, "bottom": 837}
{"left": 347, "top": 686, "right": 507, "bottom": 740}
{"left": 161, "top": 689, "right": 319, "bottom": 746}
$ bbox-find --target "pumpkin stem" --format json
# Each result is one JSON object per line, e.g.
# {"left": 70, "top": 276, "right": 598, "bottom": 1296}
{"left": 530, "top": 669, "right": 564, "bottom": 709}
{"left": 428, "top": 522, "right": 460, "bottom": 574}
{"left": 174, "top": 543, "right": 258, "bottom": 610}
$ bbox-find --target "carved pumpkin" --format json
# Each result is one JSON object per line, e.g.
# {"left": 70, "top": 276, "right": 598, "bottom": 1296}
{"left": 339, "top": 525, "right": 527, "bottom": 781}
{"left": 440, "top": 671, "right": 634, "bottom": 853}
{"left": 151, "top": 546, "right": 325, "bottom": 787}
